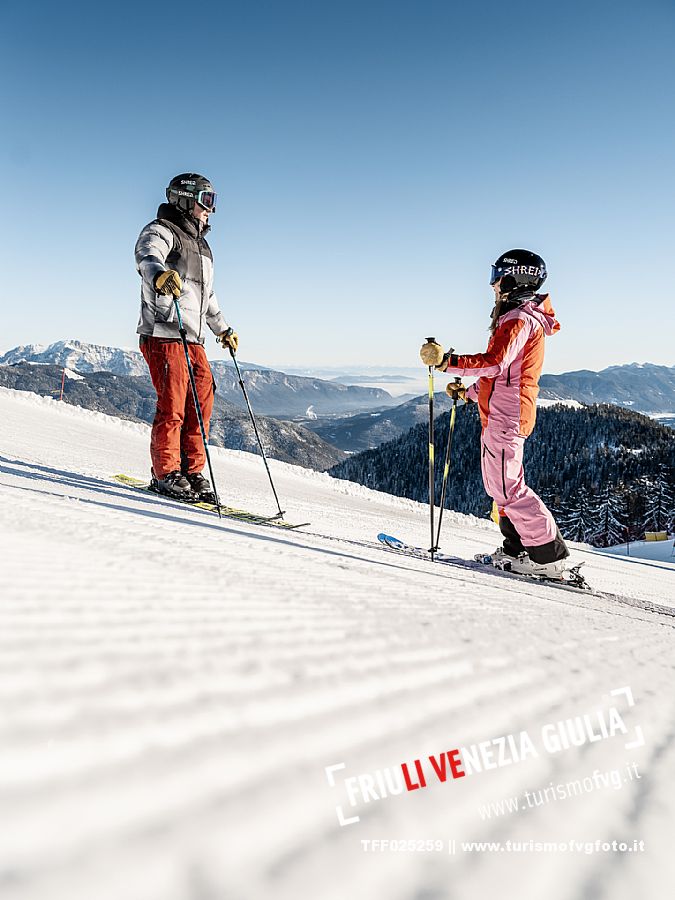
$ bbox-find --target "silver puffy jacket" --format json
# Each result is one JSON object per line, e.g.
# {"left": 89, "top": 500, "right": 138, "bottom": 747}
{"left": 135, "top": 205, "right": 229, "bottom": 344}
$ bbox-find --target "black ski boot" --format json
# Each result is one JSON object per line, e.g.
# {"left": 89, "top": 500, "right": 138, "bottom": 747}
{"left": 151, "top": 471, "right": 196, "bottom": 501}
{"left": 185, "top": 471, "right": 217, "bottom": 504}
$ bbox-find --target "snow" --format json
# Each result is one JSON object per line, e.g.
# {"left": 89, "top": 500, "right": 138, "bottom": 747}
{"left": 536, "top": 398, "right": 584, "bottom": 409}
{"left": 0, "top": 340, "right": 148, "bottom": 378}
{"left": 595, "top": 538, "right": 674, "bottom": 562}
{"left": 0, "top": 386, "right": 674, "bottom": 900}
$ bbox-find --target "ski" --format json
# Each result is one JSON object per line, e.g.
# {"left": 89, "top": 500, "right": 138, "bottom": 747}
{"left": 113, "top": 474, "right": 309, "bottom": 530}
{"left": 377, "top": 533, "right": 675, "bottom": 620}
{"left": 377, "top": 532, "right": 596, "bottom": 595}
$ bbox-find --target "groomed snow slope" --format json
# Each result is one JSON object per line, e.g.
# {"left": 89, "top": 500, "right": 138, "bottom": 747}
{"left": 597, "top": 538, "right": 674, "bottom": 563}
{"left": 0, "top": 387, "right": 674, "bottom": 900}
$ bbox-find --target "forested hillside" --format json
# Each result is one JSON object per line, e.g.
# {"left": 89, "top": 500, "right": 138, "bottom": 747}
{"left": 330, "top": 404, "right": 675, "bottom": 545}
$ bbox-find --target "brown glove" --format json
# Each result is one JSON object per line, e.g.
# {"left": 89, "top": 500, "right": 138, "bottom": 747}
{"left": 419, "top": 340, "right": 445, "bottom": 367}
{"left": 446, "top": 380, "right": 467, "bottom": 401}
{"left": 155, "top": 269, "right": 182, "bottom": 297}
{"left": 218, "top": 328, "right": 239, "bottom": 353}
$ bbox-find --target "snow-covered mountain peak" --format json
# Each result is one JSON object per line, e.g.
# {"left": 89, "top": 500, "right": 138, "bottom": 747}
{"left": 0, "top": 339, "right": 147, "bottom": 377}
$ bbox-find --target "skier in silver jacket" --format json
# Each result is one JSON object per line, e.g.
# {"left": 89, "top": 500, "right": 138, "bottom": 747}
{"left": 134, "top": 173, "right": 238, "bottom": 501}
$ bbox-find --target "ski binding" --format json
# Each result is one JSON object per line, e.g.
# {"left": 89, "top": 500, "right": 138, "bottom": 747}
{"left": 473, "top": 553, "right": 591, "bottom": 590}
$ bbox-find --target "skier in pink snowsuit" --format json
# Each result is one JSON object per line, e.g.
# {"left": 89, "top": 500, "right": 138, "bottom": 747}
{"left": 420, "top": 249, "right": 569, "bottom": 577}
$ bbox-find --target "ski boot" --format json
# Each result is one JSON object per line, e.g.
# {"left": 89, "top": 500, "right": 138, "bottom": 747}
{"left": 475, "top": 547, "right": 566, "bottom": 580}
{"left": 185, "top": 471, "right": 217, "bottom": 504}
{"left": 150, "top": 471, "right": 196, "bottom": 502}
{"left": 502, "top": 552, "right": 567, "bottom": 580}
{"left": 475, "top": 548, "right": 591, "bottom": 589}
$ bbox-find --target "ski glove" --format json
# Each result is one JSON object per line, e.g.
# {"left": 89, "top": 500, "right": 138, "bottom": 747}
{"left": 419, "top": 340, "right": 446, "bottom": 368}
{"left": 445, "top": 380, "right": 467, "bottom": 401}
{"left": 155, "top": 269, "right": 182, "bottom": 298}
{"left": 218, "top": 328, "right": 239, "bottom": 353}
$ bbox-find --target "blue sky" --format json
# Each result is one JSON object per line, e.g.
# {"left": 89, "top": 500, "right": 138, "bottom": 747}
{"left": 2, "top": 0, "right": 673, "bottom": 373}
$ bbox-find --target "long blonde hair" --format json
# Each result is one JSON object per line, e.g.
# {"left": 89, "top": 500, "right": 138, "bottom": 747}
{"left": 489, "top": 294, "right": 534, "bottom": 335}
{"left": 489, "top": 299, "right": 505, "bottom": 335}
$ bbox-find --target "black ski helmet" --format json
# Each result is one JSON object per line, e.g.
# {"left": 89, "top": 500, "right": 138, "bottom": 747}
{"left": 166, "top": 173, "right": 217, "bottom": 213}
{"left": 490, "top": 249, "right": 546, "bottom": 298}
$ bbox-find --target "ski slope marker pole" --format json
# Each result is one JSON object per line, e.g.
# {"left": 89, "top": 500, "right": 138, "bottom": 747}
{"left": 173, "top": 298, "right": 222, "bottom": 519}
{"left": 435, "top": 372, "right": 460, "bottom": 550}
{"left": 226, "top": 337, "right": 285, "bottom": 519}
{"left": 426, "top": 337, "right": 436, "bottom": 561}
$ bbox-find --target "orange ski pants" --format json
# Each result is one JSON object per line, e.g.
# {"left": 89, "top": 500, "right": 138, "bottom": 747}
{"left": 140, "top": 336, "right": 215, "bottom": 479}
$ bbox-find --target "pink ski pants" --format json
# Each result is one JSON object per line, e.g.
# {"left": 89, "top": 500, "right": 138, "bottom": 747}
{"left": 480, "top": 427, "right": 557, "bottom": 548}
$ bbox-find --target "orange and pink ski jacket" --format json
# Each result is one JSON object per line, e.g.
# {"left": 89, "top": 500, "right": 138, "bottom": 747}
{"left": 445, "top": 294, "right": 560, "bottom": 437}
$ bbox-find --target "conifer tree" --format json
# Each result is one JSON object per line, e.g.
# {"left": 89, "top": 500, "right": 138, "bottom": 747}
{"left": 642, "top": 467, "right": 675, "bottom": 534}
{"left": 594, "top": 484, "right": 629, "bottom": 547}
{"left": 559, "top": 486, "right": 600, "bottom": 544}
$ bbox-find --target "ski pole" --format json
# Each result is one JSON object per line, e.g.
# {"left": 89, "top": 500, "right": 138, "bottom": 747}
{"left": 225, "top": 334, "right": 285, "bottom": 519}
{"left": 173, "top": 298, "right": 222, "bottom": 519}
{"left": 426, "top": 337, "right": 436, "bottom": 560}
{"left": 435, "top": 374, "right": 461, "bottom": 550}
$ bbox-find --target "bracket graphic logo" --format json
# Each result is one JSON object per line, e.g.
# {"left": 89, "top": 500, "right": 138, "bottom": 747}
{"left": 325, "top": 685, "right": 645, "bottom": 827}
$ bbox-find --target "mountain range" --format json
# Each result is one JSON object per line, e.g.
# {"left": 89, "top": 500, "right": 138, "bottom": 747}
{"left": 307, "top": 393, "right": 454, "bottom": 452}
{"left": 538, "top": 363, "right": 675, "bottom": 413}
{"left": 307, "top": 364, "right": 675, "bottom": 452}
{"left": 2, "top": 342, "right": 674, "bottom": 458}
{"left": 0, "top": 341, "right": 398, "bottom": 418}
{"left": 0, "top": 364, "right": 345, "bottom": 471}
{"left": 0, "top": 340, "right": 150, "bottom": 377}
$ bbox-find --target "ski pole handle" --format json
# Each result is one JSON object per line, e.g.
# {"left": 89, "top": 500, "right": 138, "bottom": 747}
{"left": 220, "top": 327, "right": 237, "bottom": 358}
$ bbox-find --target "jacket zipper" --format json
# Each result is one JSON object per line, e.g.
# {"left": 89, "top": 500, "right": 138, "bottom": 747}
{"left": 486, "top": 379, "right": 497, "bottom": 413}
{"left": 506, "top": 365, "right": 511, "bottom": 386}
{"left": 197, "top": 230, "right": 205, "bottom": 343}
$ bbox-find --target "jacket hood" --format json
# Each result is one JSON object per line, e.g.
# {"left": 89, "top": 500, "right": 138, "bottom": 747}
{"left": 156, "top": 202, "right": 210, "bottom": 238}
{"left": 521, "top": 293, "right": 560, "bottom": 336}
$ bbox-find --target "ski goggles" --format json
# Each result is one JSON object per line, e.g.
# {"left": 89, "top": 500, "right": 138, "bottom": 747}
{"left": 195, "top": 189, "right": 217, "bottom": 212}
{"left": 490, "top": 265, "right": 505, "bottom": 285}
